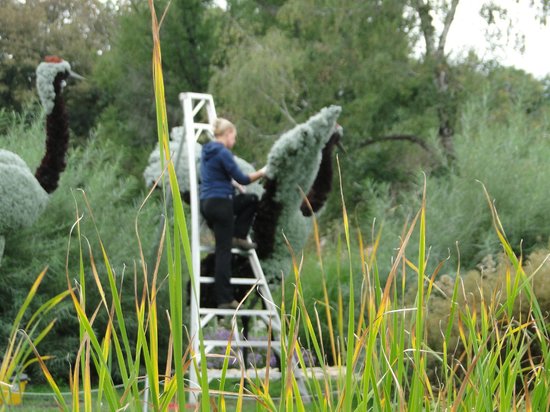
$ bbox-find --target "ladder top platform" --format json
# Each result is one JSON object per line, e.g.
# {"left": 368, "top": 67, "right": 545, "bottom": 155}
{"left": 179, "top": 91, "right": 216, "bottom": 101}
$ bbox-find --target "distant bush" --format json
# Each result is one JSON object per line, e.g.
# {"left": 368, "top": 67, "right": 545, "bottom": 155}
{"left": 362, "top": 95, "right": 550, "bottom": 277}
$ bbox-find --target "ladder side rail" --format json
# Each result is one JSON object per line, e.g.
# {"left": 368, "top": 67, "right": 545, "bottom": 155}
{"left": 181, "top": 94, "right": 202, "bottom": 404}
{"left": 181, "top": 93, "right": 218, "bottom": 406}
{"left": 247, "top": 248, "right": 281, "bottom": 328}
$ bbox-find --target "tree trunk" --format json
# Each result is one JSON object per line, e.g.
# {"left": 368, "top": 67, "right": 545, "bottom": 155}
{"left": 413, "top": 0, "right": 460, "bottom": 161}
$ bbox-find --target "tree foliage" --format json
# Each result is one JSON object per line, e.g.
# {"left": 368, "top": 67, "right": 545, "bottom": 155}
{"left": 0, "top": 0, "right": 116, "bottom": 123}
{"left": 94, "top": 0, "right": 220, "bottom": 152}
{"left": 407, "top": 0, "right": 550, "bottom": 158}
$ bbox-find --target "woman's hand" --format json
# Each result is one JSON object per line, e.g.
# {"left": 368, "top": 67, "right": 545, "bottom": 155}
{"left": 248, "top": 165, "right": 267, "bottom": 183}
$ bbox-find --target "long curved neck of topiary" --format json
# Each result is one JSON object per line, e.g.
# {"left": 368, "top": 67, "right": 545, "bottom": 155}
{"left": 253, "top": 178, "right": 282, "bottom": 259}
{"left": 300, "top": 133, "right": 338, "bottom": 216}
{"left": 35, "top": 73, "right": 69, "bottom": 194}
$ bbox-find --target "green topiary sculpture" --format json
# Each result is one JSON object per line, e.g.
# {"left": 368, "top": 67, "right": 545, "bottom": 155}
{"left": 254, "top": 105, "right": 342, "bottom": 280}
{"left": 0, "top": 56, "right": 80, "bottom": 266}
{"left": 144, "top": 105, "right": 343, "bottom": 283}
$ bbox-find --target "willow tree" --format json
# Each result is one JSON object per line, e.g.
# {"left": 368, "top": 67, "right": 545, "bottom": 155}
{"left": 210, "top": 0, "right": 418, "bottom": 158}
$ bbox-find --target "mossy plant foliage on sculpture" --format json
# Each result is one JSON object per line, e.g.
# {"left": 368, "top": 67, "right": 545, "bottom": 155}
{"left": 143, "top": 127, "right": 202, "bottom": 190}
{"left": 0, "top": 150, "right": 49, "bottom": 233}
{"left": 0, "top": 57, "right": 74, "bottom": 266}
{"left": 36, "top": 60, "right": 71, "bottom": 115}
{"left": 256, "top": 105, "right": 342, "bottom": 279}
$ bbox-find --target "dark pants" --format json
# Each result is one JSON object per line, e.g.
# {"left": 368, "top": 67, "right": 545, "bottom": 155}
{"left": 200, "top": 194, "right": 258, "bottom": 305}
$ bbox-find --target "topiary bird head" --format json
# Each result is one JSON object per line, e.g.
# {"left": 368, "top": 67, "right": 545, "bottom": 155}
{"left": 36, "top": 55, "right": 83, "bottom": 114}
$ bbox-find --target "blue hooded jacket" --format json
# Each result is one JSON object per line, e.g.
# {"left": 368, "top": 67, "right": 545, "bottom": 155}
{"left": 200, "top": 141, "right": 251, "bottom": 200}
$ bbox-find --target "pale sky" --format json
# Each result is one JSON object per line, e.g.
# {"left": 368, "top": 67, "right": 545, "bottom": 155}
{"left": 445, "top": 0, "right": 550, "bottom": 78}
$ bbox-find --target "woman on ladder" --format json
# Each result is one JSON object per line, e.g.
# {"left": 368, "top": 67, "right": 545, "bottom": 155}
{"left": 200, "top": 118, "right": 266, "bottom": 309}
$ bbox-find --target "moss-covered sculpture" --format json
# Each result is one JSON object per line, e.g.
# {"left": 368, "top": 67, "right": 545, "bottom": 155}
{"left": 254, "top": 105, "right": 342, "bottom": 279}
{"left": 145, "top": 105, "right": 343, "bottom": 283}
{"left": 144, "top": 127, "right": 198, "bottom": 193}
{"left": 0, "top": 56, "right": 77, "bottom": 266}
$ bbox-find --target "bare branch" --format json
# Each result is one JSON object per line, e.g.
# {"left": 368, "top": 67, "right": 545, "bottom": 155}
{"left": 258, "top": 89, "right": 297, "bottom": 125}
{"left": 356, "top": 134, "right": 436, "bottom": 154}
{"left": 280, "top": 99, "right": 297, "bottom": 125}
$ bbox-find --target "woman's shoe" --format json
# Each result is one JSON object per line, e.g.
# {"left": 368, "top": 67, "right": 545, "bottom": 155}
{"left": 232, "top": 238, "right": 257, "bottom": 250}
{"left": 218, "top": 300, "right": 239, "bottom": 310}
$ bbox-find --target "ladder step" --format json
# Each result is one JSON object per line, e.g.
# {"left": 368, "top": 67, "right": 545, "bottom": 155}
{"left": 199, "top": 276, "right": 266, "bottom": 286}
{"left": 199, "top": 308, "right": 277, "bottom": 316}
{"left": 206, "top": 368, "right": 282, "bottom": 380}
{"left": 200, "top": 245, "right": 252, "bottom": 255}
{"left": 204, "top": 340, "right": 281, "bottom": 349}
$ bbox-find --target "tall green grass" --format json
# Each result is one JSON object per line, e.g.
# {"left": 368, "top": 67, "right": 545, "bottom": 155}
{"left": 0, "top": 269, "right": 69, "bottom": 407}
{"left": 272, "top": 181, "right": 550, "bottom": 411}
{"left": 26, "top": 167, "right": 550, "bottom": 410}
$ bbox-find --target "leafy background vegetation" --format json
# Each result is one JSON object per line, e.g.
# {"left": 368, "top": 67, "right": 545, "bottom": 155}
{"left": 1, "top": 0, "right": 550, "bottom": 387}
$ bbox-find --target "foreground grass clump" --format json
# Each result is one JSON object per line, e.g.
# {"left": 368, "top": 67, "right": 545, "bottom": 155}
{"left": 408, "top": 248, "right": 550, "bottom": 359}
{"left": 23, "top": 176, "right": 550, "bottom": 411}
{"left": 0, "top": 270, "right": 68, "bottom": 407}
{"left": 272, "top": 186, "right": 550, "bottom": 411}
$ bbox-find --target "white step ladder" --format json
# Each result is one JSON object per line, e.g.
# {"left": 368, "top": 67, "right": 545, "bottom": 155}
{"left": 179, "top": 92, "right": 304, "bottom": 406}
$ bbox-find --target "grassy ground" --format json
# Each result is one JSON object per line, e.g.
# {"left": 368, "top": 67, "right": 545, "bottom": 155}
{"left": 10, "top": 397, "right": 264, "bottom": 412}
{"left": 9, "top": 382, "right": 284, "bottom": 411}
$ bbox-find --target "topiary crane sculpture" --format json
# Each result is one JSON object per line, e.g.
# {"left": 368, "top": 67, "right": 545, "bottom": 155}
{"left": 144, "top": 105, "right": 342, "bottom": 280}
{"left": 0, "top": 56, "right": 81, "bottom": 265}
{"left": 143, "top": 105, "right": 341, "bottom": 370}
{"left": 300, "top": 123, "right": 344, "bottom": 217}
{"left": 144, "top": 105, "right": 343, "bottom": 365}
{"left": 253, "top": 105, "right": 342, "bottom": 280}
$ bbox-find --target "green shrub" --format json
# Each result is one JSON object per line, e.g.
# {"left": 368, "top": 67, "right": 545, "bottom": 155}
{"left": 363, "top": 95, "right": 550, "bottom": 277}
